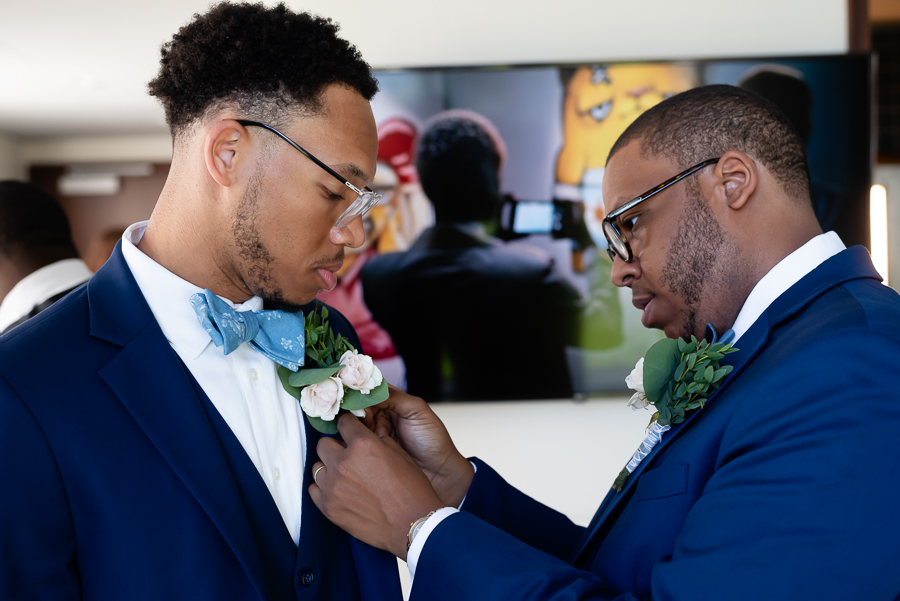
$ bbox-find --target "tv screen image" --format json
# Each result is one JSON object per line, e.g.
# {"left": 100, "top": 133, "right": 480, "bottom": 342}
{"left": 317, "top": 55, "right": 873, "bottom": 401}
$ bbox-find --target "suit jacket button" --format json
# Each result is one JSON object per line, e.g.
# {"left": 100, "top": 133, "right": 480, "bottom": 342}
{"left": 300, "top": 570, "right": 315, "bottom": 587}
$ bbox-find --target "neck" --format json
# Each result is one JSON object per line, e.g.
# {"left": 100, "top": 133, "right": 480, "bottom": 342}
{"left": 138, "top": 173, "right": 252, "bottom": 304}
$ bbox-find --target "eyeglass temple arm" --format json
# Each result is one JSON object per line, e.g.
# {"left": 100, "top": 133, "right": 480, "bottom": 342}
{"left": 235, "top": 119, "right": 364, "bottom": 194}
{"left": 605, "top": 158, "right": 720, "bottom": 222}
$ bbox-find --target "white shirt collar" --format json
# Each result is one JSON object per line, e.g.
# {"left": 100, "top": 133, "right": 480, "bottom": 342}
{"left": 730, "top": 231, "right": 846, "bottom": 342}
{"left": 0, "top": 258, "right": 93, "bottom": 331}
{"left": 120, "top": 221, "right": 263, "bottom": 360}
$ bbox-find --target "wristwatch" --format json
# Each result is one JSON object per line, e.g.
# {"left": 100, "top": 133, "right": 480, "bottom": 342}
{"left": 407, "top": 511, "right": 437, "bottom": 550}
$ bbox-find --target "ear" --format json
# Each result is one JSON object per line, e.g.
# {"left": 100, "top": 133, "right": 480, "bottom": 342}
{"left": 711, "top": 150, "right": 757, "bottom": 211}
{"left": 203, "top": 119, "right": 249, "bottom": 188}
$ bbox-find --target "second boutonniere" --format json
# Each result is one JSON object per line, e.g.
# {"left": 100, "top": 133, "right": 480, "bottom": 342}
{"left": 612, "top": 335, "right": 738, "bottom": 491}
{"left": 278, "top": 306, "right": 388, "bottom": 434}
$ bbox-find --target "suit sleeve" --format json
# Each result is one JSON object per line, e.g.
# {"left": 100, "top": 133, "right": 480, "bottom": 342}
{"left": 0, "top": 376, "right": 81, "bottom": 600}
{"left": 410, "top": 330, "right": 900, "bottom": 600}
{"left": 462, "top": 458, "right": 584, "bottom": 562}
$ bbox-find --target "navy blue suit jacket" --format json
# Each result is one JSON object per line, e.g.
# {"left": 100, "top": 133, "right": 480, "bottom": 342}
{"left": 411, "top": 246, "right": 900, "bottom": 600}
{"left": 0, "top": 246, "right": 402, "bottom": 601}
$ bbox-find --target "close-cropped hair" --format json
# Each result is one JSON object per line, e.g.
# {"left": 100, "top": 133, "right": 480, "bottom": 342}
{"left": 147, "top": 2, "right": 379, "bottom": 138}
{"left": 416, "top": 110, "right": 507, "bottom": 223}
{"left": 608, "top": 84, "right": 811, "bottom": 201}
{"left": 0, "top": 181, "right": 77, "bottom": 262}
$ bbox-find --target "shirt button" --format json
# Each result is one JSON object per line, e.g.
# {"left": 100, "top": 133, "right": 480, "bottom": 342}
{"left": 272, "top": 467, "right": 281, "bottom": 481}
{"left": 248, "top": 368, "right": 258, "bottom": 381}
{"left": 300, "top": 570, "right": 315, "bottom": 587}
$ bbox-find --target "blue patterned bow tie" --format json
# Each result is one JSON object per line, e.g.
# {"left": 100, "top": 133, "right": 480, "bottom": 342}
{"left": 190, "top": 289, "right": 305, "bottom": 371}
{"left": 705, "top": 323, "right": 736, "bottom": 345}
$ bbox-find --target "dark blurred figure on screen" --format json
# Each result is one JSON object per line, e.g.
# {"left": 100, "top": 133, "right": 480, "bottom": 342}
{"left": 0, "top": 181, "right": 91, "bottom": 333}
{"left": 362, "top": 110, "right": 581, "bottom": 401}
{"left": 738, "top": 65, "right": 846, "bottom": 230}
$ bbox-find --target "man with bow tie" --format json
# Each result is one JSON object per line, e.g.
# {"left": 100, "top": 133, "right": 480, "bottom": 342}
{"left": 0, "top": 3, "right": 401, "bottom": 600}
{"left": 309, "top": 85, "right": 900, "bottom": 600}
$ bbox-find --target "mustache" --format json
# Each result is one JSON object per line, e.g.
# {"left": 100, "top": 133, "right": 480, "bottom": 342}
{"left": 311, "top": 252, "right": 345, "bottom": 268}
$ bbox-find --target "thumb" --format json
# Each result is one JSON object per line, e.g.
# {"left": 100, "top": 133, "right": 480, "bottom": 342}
{"left": 378, "top": 385, "right": 431, "bottom": 421}
{"left": 336, "top": 411, "right": 371, "bottom": 442}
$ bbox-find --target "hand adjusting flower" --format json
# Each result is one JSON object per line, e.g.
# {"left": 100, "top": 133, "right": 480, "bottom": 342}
{"left": 190, "top": 289, "right": 305, "bottom": 371}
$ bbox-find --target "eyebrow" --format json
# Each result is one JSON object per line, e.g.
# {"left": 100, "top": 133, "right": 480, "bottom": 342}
{"left": 332, "top": 162, "right": 370, "bottom": 182}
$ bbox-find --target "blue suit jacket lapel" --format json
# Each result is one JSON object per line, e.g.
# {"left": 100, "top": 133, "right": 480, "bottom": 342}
{"left": 90, "top": 246, "right": 273, "bottom": 601}
{"left": 571, "top": 246, "right": 881, "bottom": 564}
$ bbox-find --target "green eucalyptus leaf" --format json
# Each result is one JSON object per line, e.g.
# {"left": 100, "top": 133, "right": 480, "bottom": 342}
{"left": 674, "top": 361, "right": 686, "bottom": 382}
{"left": 341, "top": 379, "right": 389, "bottom": 410}
{"left": 682, "top": 341, "right": 697, "bottom": 355}
{"left": 321, "top": 306, "right": 329, "bottom": 320}
{"left": 306, "top": 347, "right": 320, "bottom": 361}
{"left": 677, "top": 338, "right": 687, "bottom": 352}
{"left": 675, "top": 382, "right": 686, "bottom": 399}
{"left": 687, "top": 353, "right": 697, "bottom": 371}
{"left": 642, "top": 338, "right": 679, "bottom": 405}
{"left": 278, "top": 366, "right": 302, "bottom": 401}
{"left": 710, "top": 343, "right": 724, "bottom": 353}
{"left": 708, "top": 351, "right": 724, "bottom": 360}
{"left": 713, "top": 368, "right": 728, "bottom": 382}
{"left": 722, "top": 364, "right": 734, "bottom": 375}
{"left": 306, "top": 414, "right": 338, "bottom": 434}
{"left": 288, "top": 364, "right": 342, "bottom": 387}
{"left": 704, "top": 365, "right": 714, "bottom": 382}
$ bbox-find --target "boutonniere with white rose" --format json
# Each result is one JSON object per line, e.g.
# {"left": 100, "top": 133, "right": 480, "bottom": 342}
{"left": 613, "top": 335, "right": 738, "bottom": 491}
{"left": 277, "top": 306, "right": 387, "bottom": 434}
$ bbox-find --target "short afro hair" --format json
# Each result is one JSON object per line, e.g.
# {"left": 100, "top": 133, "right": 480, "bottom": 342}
{"left": 416, "top": 110, "right": 507, "bottom": 223}
{"left": 148, "top": 2, "right": 379, "bottom": 136}
{"left": 608, "top": 84, "right": 810, "bottom": 202}
{"left": 0, "top": 181, "right": 78, "bottom": 266}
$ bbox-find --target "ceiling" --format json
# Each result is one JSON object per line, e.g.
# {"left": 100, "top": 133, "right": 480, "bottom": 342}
{"left": 1, "top": 0, "right": 849, "bottom": 139}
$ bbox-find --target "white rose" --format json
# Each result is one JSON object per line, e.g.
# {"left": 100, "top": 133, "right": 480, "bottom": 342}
{"left": 625, "top": 357, "right": 645, "bottom": 393}
{"left": 338, "top": 349, "right": 383, "bottom": 394}
{"left": 299, "top": 377, "right": 345, "bottom": 421}
{"left": 626, "top": 391, "right": 651, "bottom": 411}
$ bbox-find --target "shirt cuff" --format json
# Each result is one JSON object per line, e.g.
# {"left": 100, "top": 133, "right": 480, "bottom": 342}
{"left": 407, "top": 461, "right": 477, "bottom": 595}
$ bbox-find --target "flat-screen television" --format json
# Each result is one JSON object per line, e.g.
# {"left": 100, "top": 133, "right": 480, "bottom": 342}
{"left": 319, "top": 55, "right": 873, "bottom": 401}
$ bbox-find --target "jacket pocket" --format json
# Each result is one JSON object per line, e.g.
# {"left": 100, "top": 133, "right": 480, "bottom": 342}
{"left": 634, "top": 461, "right": 689, "bottom": 501}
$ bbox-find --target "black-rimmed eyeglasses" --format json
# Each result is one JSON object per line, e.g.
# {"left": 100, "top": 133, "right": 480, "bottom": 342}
{"left": 602, "top": 157, "right": 720, "bottom": 262}
{"left": 236, "top": 119, "right": 382, "bottom": 229}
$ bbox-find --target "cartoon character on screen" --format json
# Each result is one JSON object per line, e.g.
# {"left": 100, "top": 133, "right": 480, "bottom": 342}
{"left": 555, "top": 63, "right": 697, "bottom": 238}
{"left": 368, "top": 118, "right": 434, "bottom": 254}
{"left": 553, "top": 63, "right": 696, "bottom": 352}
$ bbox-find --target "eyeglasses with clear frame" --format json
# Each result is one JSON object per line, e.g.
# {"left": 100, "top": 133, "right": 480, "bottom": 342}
{"left": 236, "top": 120, "right": 382, "bottom": 228}
{"left": 602, "top": 157, "right": 720, "bottom": 262}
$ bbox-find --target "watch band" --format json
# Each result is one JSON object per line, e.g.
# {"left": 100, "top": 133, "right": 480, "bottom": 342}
{"left": 407, "top": 510, "right": 437, "bottom": 550}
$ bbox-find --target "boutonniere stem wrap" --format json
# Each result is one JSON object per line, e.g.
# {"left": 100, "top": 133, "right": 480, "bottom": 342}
{"left": 612, "top": 335, "right": 738, "bottom": 491}
{"left": 278, "top": 306, "right": 387, "bottom": 434}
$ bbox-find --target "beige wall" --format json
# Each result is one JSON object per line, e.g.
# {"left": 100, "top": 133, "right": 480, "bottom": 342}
{"left": 0, "top": 134, "right": 24, "bottom": 181}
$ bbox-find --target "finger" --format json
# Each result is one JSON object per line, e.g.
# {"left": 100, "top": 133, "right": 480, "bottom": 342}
{"left": 316, "top": 433, "right": 347, "bottom": 465}
{"left": 376, "top": 386, "right": 429, "bottom": 420}
{"left": 311, "top": 462, "right": 327, "bottom": 488}
{"left": 373, "top": 408, "right": 395, "bottom": 438}
{"left": 336, "top": 411, "right": 373, "bottom": 442}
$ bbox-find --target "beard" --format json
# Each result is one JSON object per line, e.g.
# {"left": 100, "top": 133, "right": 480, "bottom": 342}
{"left": 660, "top": 181, "right": 740, "bottom": 339}
{"left": 231, "top": 173, "right": 306, "bottom": 314}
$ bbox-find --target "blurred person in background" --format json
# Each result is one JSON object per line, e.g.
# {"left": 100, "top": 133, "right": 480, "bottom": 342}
{"left": 0, "top": 180, "right": 92, "bottom": 333}
{"left": 362, "top": 110, "right": 581, "bottom": 401}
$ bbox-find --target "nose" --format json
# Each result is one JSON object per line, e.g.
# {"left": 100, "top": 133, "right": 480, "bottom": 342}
{"left": 610, "top": 252, "right": 641, "bottom": 288}
{"left": 329, "top": 214, "right": 366, "bottom": 249}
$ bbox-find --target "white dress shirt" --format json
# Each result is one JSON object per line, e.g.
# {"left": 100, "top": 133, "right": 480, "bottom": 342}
{"left": 405, "top": 231, "right": 848, "bottom": 592}
{"left": 0, "top": 258, "right": 93, "bottom": 332}
{"left": 121, "top": 221, "right": 307, "bottom": 545}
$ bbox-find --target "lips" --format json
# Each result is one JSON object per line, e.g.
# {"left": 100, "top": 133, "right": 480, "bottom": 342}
{"left": 316, "top": 262, "right": 342, "bottom": 291}
{"left": 632, "top": 296, "right": 654, "bottom": 328}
